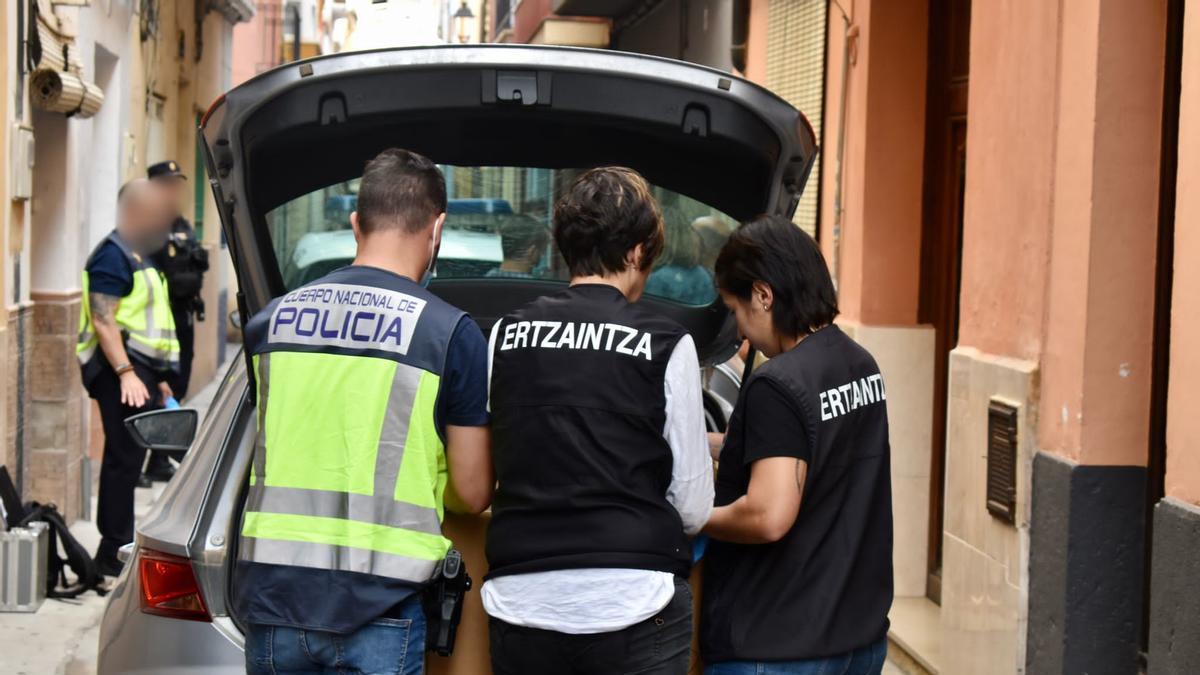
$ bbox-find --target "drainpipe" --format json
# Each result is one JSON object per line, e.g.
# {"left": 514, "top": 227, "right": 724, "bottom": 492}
{"left": 14, "top": 261, "right": 25, "bottom": 496}
{"left": 288, "top": 1, "right": 301, "bottom": 62}
{"left": 829, "top": 1, "right": 854, "bottom": 287}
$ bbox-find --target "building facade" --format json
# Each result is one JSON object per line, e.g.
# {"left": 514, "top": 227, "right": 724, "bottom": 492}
{"left": 0, "top": 0, "right": 251, "bottom": 523}
{"left": 495, "top": 1, "right": 1200, "bottom": 673}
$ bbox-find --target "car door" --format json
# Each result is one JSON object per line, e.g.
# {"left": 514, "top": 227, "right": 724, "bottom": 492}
{"left": 199, "top": 45, "right": 816, "bottom": 674}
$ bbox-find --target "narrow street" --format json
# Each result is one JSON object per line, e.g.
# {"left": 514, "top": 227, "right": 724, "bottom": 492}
{"left": 0, "top": 361, "right": 232, "bottom": 675}
{"left": 1, "top": 1, "right": 1199, "bottom": 673}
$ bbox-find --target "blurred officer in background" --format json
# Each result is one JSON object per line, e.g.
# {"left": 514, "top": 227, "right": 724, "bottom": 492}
{"left": 77, "top": 179, "right": 178, "bottom": 577}
{"left": 144, "top": 160, "right": 209, "bottom": 482}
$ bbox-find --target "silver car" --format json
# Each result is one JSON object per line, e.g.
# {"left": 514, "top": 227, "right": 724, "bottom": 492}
{"left": 97, "top": 44, "right": 814, "bottom": 674}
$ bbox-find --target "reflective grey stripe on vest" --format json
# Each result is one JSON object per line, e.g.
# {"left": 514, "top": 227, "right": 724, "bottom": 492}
{"left": 127, "top": 338, "right": 180, "bottom": 364}
{"left": 142, "top": 268, "right": 157, "bottom": 334}
{"left": 139, "top": 268, "right": 177, "bottom": 342}
{"left": 253, "top": 353, "right": 270, "bottom": 483}
{"left": 245, "top": 484, "right": 441, "bottom": 535}
{"left": 244, "top": 358, "right": 439, "bottom": 553}
{"left": 374, "top": 364, "right": 423, "bottom": 501}
{"left": 239, "top": 536, "right": 438, "bottom": 581}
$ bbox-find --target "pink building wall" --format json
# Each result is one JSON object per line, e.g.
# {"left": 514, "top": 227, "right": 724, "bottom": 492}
{"left": 232, "top": 0, "right": 284, "bottom": 87}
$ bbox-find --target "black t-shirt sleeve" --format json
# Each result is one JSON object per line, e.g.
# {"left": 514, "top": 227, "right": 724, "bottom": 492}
{"left": 86, "top": 242, "right": 134, "bottom": 297}
{"left": 741, "top": 377, "right": 811, "bottom": 466}
{"left": 436, "top": 317, "right": 490, "bottom": 429}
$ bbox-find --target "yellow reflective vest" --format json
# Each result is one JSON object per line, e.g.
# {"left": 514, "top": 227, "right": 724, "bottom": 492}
{"left": 238, "top": 267, "right": 466, "bottom": 586}
{"left": 77, "top": 232, "right": 180, "bottom": 374}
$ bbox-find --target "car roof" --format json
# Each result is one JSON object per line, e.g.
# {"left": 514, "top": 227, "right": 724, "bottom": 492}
{"left": 290, "top": 228, "right": 502, "bottom": 271}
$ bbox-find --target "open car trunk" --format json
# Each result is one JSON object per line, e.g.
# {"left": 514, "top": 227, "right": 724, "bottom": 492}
{"left": 201, "top": 45, "right": 816, "bottom": 674}
{"left": 200, "top": 44, "right": 816, "bottom": 362}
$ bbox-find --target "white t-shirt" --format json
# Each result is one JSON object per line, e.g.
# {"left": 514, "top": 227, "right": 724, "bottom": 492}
{"left": 481, "top": 327, "right": 714, "bottom": 634}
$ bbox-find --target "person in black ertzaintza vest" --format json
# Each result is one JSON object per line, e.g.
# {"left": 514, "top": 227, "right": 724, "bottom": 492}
{"left": 700, "top": 215, "right": 894, "bottom": 675}
{"left": 145, "top": 160, "right": 209, "bottom": 482}
{"left": 484, "top": 167, "right": 713, "bottom": 675}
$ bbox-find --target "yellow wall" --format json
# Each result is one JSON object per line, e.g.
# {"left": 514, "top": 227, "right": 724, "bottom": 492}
{"left": 125, "top": 4, "right": 233, "bottom": 391}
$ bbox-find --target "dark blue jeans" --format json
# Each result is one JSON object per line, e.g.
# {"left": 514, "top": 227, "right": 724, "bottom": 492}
{"left": 244, "top": 598, "right": 426, "bottom": 675}
{"left": 704, "top": 637, "right": 888, "bottom": 675}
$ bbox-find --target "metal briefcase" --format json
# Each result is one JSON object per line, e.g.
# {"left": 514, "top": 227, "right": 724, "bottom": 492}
{"left": 0, "top": 521, "right": 49, "bottom": 612}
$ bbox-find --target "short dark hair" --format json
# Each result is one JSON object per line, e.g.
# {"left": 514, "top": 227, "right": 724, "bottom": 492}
{"left": 553, "top": 167, "right": 664, "bottom": 277}
{"left": 356, "top": 148, "right": 447, "bottom": 234}
{"left": 498, "top": 215, "right": 550, "bottom": 260}
{"left": 714, "top": 215, "right": 839, "bottom": 337}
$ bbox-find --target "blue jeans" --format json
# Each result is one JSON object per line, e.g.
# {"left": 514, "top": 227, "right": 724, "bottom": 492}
{"left": 704, "top": 637, "right": 888, "bottom": 675}
{"left": 244, "top": 598, "right": 426, "bottom": 675}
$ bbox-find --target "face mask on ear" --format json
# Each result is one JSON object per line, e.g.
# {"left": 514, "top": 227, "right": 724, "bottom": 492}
{"left": 420, "top": 217, "right": 444, "bottom": 288}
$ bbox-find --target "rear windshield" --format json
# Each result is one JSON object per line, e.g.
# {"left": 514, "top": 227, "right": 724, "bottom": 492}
{"left": 265, "top": 166, "right": 737, "bottom": 306}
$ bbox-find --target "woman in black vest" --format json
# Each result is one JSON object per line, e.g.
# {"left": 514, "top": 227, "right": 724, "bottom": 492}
{"left": 700, "top": 215, "right": 893, "bottom": 675}
{"left": 485, "top": 167, "right": 714, "bottom": 675}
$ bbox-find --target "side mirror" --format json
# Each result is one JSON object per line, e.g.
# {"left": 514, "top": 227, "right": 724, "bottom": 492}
{"left": 229, "top": 309, "right": 243, "bottom": 329}
{"left": 124, "top": 409, "right": 199, "bottom": 461}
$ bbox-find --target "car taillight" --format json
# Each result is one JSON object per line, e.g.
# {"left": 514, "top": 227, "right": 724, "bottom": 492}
{"left": 138, "top": 549, "right": 211, "bottom": 622}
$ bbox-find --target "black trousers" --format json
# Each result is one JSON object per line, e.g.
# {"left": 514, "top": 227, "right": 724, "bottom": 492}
{"left": 489, "top": 576, "right": 693, "bottom": 675}
{"left": 90, "top": 362, "right": 160, "bottom": 557}
{"left": 171, "top": 304, "right": 195, "bottom": 399}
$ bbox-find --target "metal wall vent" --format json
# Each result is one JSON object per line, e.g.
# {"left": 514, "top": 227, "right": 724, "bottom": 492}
{"left": 986, "top": 400, "right": 1018, "bottom": 524}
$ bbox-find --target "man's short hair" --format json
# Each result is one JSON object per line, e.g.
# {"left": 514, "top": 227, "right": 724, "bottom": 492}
{"left": 553, "top": 167, "right": 664, "bottom": 278}
{"left": 498, "top": 215, "right": 550, "bottom": 260}
{"left": 356, "top": 148, "right": 447, "bottom": 234}
{"left": 715, "top": 214, "right": 839, "bottom": 337}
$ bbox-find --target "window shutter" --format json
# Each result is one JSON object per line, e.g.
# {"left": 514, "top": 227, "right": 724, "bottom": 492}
{"left": 765, "top": 0, "right": 827, "bottom": 239}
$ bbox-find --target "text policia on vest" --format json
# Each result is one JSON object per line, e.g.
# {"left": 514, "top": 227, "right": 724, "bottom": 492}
{"left": 268, "top": 283, "right": 428, "bottom": 355}
{"left": 497, "top": 319, "right": 655, "bottom": 361}
{"left": 819, "top": 373, "right": 886, "bottom": 421}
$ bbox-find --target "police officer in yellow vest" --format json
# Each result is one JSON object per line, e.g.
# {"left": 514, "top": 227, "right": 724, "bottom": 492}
{"left": 77, "top": 178, "right": 179, "bottom": 577}
{"left": 236, "top": 148, "right": 494, "bottom": 675}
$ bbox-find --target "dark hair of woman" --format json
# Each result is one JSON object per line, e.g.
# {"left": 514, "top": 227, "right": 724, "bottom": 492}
{"left": 714, "top": 214, "right": 839, "bottom": 338}
{"left": 553, "top": 167, "right": 665, "bottom": 277}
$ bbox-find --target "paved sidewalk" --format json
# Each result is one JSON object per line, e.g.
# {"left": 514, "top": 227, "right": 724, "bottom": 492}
{"left": 0, "top": 359, "right": 232, "bottom": 675}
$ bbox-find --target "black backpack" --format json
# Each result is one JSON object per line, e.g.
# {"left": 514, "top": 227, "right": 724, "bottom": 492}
{"left": 19, "top": 502, "right": 108, "bottom": 599}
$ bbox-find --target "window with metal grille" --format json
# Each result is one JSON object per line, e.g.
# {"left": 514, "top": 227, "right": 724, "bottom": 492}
{"left": 986, "top": 400, "right": 1018, "bottom": 524}
{"left": 765, "top": 0, "right": 827, "bottom": 239}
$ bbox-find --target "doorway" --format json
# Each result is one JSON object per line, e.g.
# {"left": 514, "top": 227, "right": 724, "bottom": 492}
{"left": 1141, "top": 0, "right": 1184, "bottom": 661}
{"left": 918, "top": 0, "right": 971, "bottom": 604}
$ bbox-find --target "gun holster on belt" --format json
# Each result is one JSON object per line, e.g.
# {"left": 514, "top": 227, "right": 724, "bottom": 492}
{"left": 423, "top": 548, "right": 471, "bottom": 657}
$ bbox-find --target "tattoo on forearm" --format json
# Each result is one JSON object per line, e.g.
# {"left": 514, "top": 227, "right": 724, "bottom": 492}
{"left": 89, "top": 293, "right": 119, "bottom": 324}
